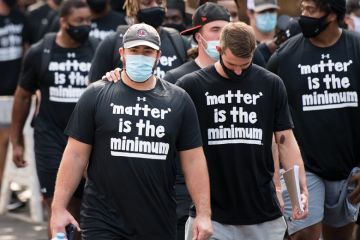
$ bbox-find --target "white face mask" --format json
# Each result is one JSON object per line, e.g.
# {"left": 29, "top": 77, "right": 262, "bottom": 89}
{"left": 350, "top": 15, "right": 360, "bottom": 33}
{"left": 199, "top": 34, "right": 220, "bottom": 61}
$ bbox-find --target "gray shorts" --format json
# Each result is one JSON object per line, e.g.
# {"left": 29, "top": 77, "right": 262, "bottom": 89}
{"left": 282, "top": 170, "right": 360, "bottom": 235}
{"left": 0, "top": 96, "right": 14, "bottom": 127}
{"left": 185, "top": 216, "right": 286, "bottom": 240}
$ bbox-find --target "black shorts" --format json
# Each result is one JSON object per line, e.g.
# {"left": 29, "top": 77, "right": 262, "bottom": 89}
{"left": 175, "top": 183, "right": 191, "bottom": 240}
{"left": 81, "top": 180, "right": 176, "bottom": 240}
{"left": 34, "top": 126, "right": 85, "bottom": 199}
{"left": 37, "top": 169, "right": 85, "bottom": 199}
{"left": 80, "top": 181, "right": 131, "bottom": 240}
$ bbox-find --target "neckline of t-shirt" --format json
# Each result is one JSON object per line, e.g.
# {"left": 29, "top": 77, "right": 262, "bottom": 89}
{"left": 207, "top": 64, "right": 254, "bottom": 83}
{"left": 306, "top": 30, "right": 345, "bottom": 50}
{"left": 118, "top": 75, "right": 162, "bottom": 94}
{"left": 54, "top": 41, "right": 85, "bottom": 51}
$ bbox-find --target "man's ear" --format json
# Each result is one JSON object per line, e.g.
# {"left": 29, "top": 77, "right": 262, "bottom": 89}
{"left": 156, "top": 50, "right": 162, "bottom": 65}
{"left": 327, "top": 12, "right": 338, "bottom": 23}
{"left": 119, "top": 47, "right": 124, "bottom": 62}
{"left": 216, "top": 46, "right": 221, "bottom": 53}
{"left": 59, "top": 17, "right": 67, "bottom": 29}
{"left": 194, "top": 32, "right": 202, "bottom": 45}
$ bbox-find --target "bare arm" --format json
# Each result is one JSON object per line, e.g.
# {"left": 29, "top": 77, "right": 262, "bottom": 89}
{"left": 272, "top": 135, "right": 284, "bottom": 212}
{"left": 50, "top": 137, "right": 92, "bottom": 236}
{"left": 275, "top": 129, "right": 308, "bottom": 219}
{"left": 10, "top": 86, "right": 33, "bottom": 167}
{"left": 179, "top": 147, "right": 212, "bottom": 240}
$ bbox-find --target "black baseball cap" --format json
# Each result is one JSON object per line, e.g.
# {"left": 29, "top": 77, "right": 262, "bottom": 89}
{"left": 123, "top": 23, "right": 160, "bottom": 50}
{"left": 181, "top": 2, "right": 230, "bottom": 36}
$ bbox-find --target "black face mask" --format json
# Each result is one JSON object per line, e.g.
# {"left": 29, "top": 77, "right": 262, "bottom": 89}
{"left": 66, "top": 24, "right": 91, "bottom": 44}
{"left": 298, "top": 14, "right": 329, "bottom": 38}
{"left": 137, "top": 7, "right": 166, "bottom": 28}
{"left": 87, "top": 0, "right": 107, "bottom": 13}
{"left": 162, "top": 23, "right": 186, "bottom": 32}
{"left": 3, "top": 0, "right": 17, "bottom": 8}
{"left": 219, "top": 55, "right": 252, "bottom": 81}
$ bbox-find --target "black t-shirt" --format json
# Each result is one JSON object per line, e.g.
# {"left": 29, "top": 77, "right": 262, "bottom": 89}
{"left": 37, "top": 9, "right": 58, "bottom": 39}
{"left": 89, "top": 10, "right": 126, "bottom": 41}
{"left": 176, "top": 64, "right": 293, "bottom": 225}
{"left": 253, "top": 45, "right": 267, "bottom": 67}
{"left": 89, "top": 27, "right": 190, "bottom": 82}
{"left": 267, "top": 31, "right": 360, "bottom": 181}
{"left": 19, "top": 39, "right": 95, "bottom": 134}
{"left": 164, "top": 53, "right": 265, "bottom": 85}
{"left": 0, "top": 9, "right": 30, "bottom": 96}
{"left": 164, "top": 60, "right": 200, "bottom": 84}
{"left": 164, "top": 60, "right": 200, "bottom": 185}
{"left": 256, "top": 42, "right": 272, "bottom": 64}
{"left": 26, "top": 3, "right": 51, "bottom": 44}
{"left": 65, "top": 79, "right": 202, "bottom": 239}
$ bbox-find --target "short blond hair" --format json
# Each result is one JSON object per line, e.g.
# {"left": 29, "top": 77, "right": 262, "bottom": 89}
{"left": 220, "top": 22, "right": 256, "bottom": 58}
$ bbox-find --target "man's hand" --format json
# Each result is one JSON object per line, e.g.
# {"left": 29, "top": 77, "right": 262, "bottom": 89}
{"left": 50, "top": 208, "right": 80, "bottom": 238}
{"left": 348, "top": 172, "right": 360, "bottom": 204}
{"left": 12, "top": 143, "right": 27, "bottom": 168}
{"left": 102, "top": 68, "right": 121, "bottom": 82}
{"left": 292, "top": 190, "right": 309, "bottom": 220}
{"left": 191, "top": 215, "right": 213, "bottom": 240}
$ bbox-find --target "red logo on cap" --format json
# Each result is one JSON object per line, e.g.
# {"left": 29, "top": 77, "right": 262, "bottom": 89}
{"left": 201, "top": 17, "right": 207, "bottom": 22}
{"left": 137, "top": 29, "right": 147, "bottom": 37}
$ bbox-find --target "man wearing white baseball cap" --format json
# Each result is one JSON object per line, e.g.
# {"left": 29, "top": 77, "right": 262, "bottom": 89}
{"left": 247, "top": 0, "right": 280, "bottom": 43}
{"left": 50, "top": 23, "right": 213, "bottom": 240}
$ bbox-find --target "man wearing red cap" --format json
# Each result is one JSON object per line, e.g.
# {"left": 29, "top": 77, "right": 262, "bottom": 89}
{"left": 268, "top": 0, "right": 360, "bottom": 239}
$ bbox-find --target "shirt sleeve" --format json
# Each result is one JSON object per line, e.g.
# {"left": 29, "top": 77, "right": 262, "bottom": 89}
{"left": 64, "top": 84, "right": 97, "bottom": 144}
{"left": 274, "top": 77, "right": 294, "bottom": 132}
{"left": 21, "top": 14, "right": 31, "bottom": 45}
{"left": 18, "top": 44, "right": 41, "bottom": 93}
{"left": 175, "top": 74, "right": 188, "bottom": 88}
{"left": 163, "top": 70, "right": 175, "bottom": 84}
{"left": 88, "top": 34, "right": 118, "bottom": 83}
{"left": 176, "top": 91, "right": 203, "bottom": 151}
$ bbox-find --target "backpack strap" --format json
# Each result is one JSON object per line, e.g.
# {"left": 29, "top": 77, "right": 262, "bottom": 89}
{"left": 113, "top": 25, "right": 129, "bottom": 66}
{"left": 161, "top": 27, "right": 187, "bottom": 63}
{"left": 40, "top": 32, "right": 56, "bottom": 81}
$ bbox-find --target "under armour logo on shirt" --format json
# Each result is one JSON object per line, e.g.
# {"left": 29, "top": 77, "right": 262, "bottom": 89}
{"left": 321, "top": 54, "right": 330, "bottom": 59}
{"left": 67, "top": 52, "right": 76, "bottom": 58}
{"left": 137, "top": 97, "right": 146, "bottom": 102}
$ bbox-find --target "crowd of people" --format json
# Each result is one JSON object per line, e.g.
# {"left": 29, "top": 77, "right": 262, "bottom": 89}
{"left": 0, "top": 0, "right": 360, "bottom": 239}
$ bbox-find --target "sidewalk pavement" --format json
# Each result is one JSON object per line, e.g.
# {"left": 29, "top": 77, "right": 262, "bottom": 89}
{"left": 0, "top": 206, "right": 47, "bottom": 240}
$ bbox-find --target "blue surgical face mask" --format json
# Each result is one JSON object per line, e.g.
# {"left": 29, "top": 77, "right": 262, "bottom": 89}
{"left": 255, "top": 12, "right": 277, "bottom": 33}
{"left": 124, "top": 54, "right": 156, "bottom": 83}
{"left": 205, "top": 40, "right": 220, "bottom": 61}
